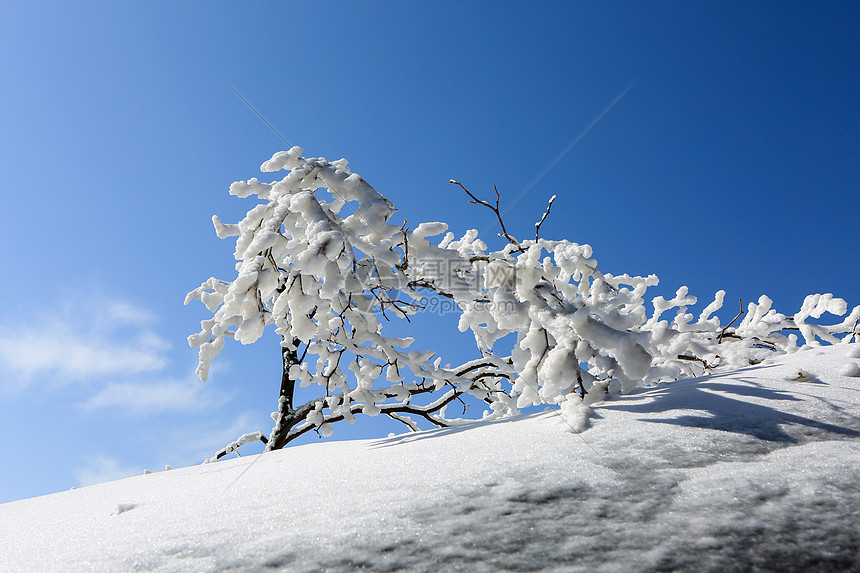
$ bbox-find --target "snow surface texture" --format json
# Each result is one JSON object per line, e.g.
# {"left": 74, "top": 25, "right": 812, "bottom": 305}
{"left": 2, "top": 345, "right": 859, "bottom": 572}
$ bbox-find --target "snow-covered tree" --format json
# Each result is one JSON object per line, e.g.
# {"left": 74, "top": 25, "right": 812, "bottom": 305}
{"left": 188, "top": 146, "right": 860, "bottom": 459}
{"left": 186, "top": 147, "right": 514, "bottom": 458}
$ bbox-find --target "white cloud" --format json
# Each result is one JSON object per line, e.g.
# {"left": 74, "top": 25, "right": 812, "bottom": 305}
{"left": 103, "top": 300, "right": 158, "bottom": 326}
{"left": 0, "top": 331, "right": 168, "bottom": 382}
{"left": 0, "top": 292, "right": 238, "bottom": 418}
{"left": 81, "top": 372, "right": 229, "bottom": 415}
{"left": 0, "top": 295, "right": 170, "bottom": 388}
{"left": 75, "top": 455, "right": 142, "bottom": 488}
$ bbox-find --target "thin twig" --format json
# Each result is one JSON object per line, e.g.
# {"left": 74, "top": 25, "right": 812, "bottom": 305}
{"left": 396, "top": 221, "right": 410, "bottom": 271}
{"left": 574, "top": 372, "right": 588, "bottom": 398}
{"left": 718, "top": 299, "right": 745, "bottom": 344}
{"left": 407, "top": 279, "right": 455, "bottom": 299}
{"left": 386, "top": 412, "right": 420, "bottom": 432}
{"left": 676, "top": 354, "right": 713, "bottom": 370}
{"left": 535, "top": 195, "right": 556, "bottom": 240}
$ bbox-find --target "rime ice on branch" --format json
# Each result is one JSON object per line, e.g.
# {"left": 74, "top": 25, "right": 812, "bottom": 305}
{"left": 187, "top": 146, "right": 860, "bottom": 458}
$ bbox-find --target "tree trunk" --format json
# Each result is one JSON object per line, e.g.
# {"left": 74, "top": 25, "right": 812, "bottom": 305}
{"left": 266, "top": 338, "right": 303, "bottom": 451}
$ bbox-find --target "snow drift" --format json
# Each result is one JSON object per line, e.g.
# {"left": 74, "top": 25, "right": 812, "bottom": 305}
{"left": 1, "top": 344, "right": 859, "bottom": 572}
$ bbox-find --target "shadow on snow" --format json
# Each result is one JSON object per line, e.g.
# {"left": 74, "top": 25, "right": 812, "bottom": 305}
{"left": 601, "top": 365, "right": 860, "bottom": 442}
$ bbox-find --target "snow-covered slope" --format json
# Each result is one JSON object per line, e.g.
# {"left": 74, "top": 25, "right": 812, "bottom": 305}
{"left": 2, "top": 345, "right": 859, "bottom": 572}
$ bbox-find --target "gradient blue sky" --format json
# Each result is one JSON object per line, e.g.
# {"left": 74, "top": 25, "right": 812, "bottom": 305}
{"left": 1, "top": 1, "right": 857, "bottom": 503}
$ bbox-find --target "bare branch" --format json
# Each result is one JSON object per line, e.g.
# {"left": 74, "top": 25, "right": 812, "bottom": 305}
{"left": 450, "top": 180, "right": 524, "bottom": 251}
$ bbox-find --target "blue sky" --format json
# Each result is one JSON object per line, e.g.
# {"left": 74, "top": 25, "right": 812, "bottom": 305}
{"left": 1, "top": 1, "right": 857, "bottom": 503}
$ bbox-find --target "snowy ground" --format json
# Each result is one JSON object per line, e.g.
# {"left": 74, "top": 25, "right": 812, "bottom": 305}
{"left": 2, "top": 344, "right": 859, "bottom": 572}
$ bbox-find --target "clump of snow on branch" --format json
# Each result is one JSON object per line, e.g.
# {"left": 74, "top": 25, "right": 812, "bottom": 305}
{"left": 204, "top": 432, "right": 267, "bottom": 464}
{"left": 187, "top": 147, "right": 860, "bottom": 451}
